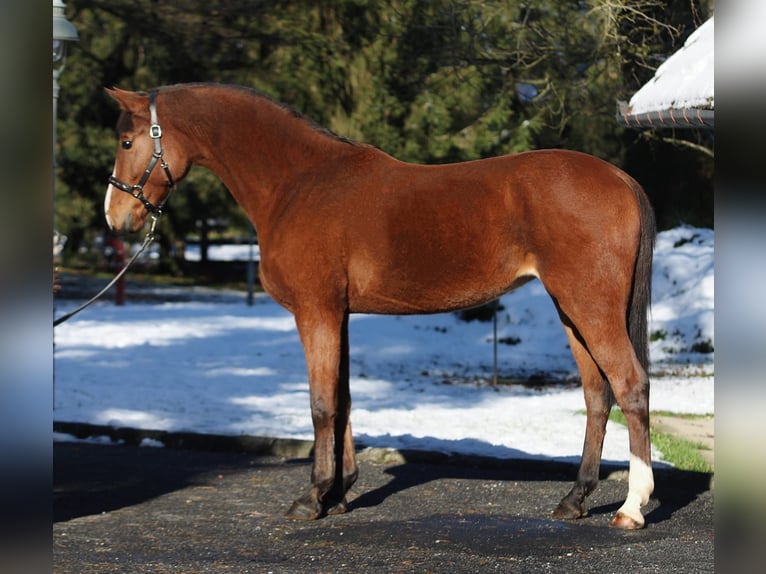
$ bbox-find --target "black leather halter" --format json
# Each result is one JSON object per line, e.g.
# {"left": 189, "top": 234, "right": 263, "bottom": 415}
{"left": 108, "top": 92, "right": 175, "bottom": 214}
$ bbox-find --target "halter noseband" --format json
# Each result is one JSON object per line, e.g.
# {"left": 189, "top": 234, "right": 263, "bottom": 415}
{"left": 108, "top": 91, "right": 175, "bottom": 214}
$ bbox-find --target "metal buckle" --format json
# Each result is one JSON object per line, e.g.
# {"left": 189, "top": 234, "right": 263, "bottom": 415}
{"left": 150, "top": 124, "right": 162, "bottom": 138}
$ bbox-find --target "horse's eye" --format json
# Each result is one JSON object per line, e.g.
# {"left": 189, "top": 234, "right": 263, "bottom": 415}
{"left": 121, "top": 140, "right": 133, "bottom": 150}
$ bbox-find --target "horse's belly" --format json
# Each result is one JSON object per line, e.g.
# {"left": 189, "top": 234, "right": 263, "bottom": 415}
{"left": 347, "top": 256, "right": 536, "bottom": 315}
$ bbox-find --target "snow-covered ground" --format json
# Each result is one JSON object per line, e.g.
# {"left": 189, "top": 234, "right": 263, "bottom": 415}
{"left": 53, "top": 226, "right": 713, "bottom": 466}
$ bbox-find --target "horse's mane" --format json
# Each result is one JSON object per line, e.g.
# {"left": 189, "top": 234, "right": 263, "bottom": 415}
{"left": 152, "top": 82, "right": 361, "bottom": 147}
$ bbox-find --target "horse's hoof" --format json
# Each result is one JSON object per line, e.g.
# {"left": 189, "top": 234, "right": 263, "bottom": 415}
{"left": 285, "top": 499, "right": 322, "bottom": 521}
{"left": 326, "top": 498, "right": 348, "bottom": 516}
{"left": 610, "top": 511, "right": 645, "bottom": 529}
{"left": 552, "top": 499, "right": 587, "bottom": 520}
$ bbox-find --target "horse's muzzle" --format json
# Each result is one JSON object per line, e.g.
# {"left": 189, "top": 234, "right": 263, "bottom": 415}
{"left": 104, "top": 202, "right": 137, "bottom": 234}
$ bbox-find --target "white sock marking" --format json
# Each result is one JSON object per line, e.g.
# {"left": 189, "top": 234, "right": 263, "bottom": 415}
{"left": 616, "top": 454, "right": 654, "bottom": 525}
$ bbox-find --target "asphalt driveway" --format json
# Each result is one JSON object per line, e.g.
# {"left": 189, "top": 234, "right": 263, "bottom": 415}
{"left": 54, "top": 440, "right": 713, "bottom": 573}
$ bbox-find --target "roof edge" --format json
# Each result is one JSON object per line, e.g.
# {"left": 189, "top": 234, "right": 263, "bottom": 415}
{"left": 617, "top": 101, "right": 714, "bottom": 129}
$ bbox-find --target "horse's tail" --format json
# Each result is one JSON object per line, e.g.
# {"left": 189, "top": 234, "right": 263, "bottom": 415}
{"left": 625, "top": 174, "right": 656, "bottom": 373}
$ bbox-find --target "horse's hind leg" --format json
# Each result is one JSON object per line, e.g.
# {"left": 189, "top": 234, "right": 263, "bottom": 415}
{"left": 326, "top": 312, "right": 358, "bottom": 515}
{"left": 553, "top": 324, "right": 613, "bottom": 520}
{"left": 549, "top": 296, "right": 653, "bottom": 529}
{"left": 578, "top": 336, "right": 651, "bottom": 528}
{"left": 607, "top": 356, "right": 653, "bottom": 529}
{"left": 286, "top": 306, "right": 357, "bottom": 520}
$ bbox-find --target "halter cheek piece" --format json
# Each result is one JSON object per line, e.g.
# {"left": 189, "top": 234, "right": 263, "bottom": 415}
{"left": 108, "top": 92, "right": 175, "bottom": 214}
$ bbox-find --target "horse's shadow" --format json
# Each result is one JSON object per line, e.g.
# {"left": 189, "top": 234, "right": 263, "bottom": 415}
{"left": 55, "top": 436, "right": 710, "bottom": 527}
{"left": 349, "top": 451, "right": 711, "bottom": 526}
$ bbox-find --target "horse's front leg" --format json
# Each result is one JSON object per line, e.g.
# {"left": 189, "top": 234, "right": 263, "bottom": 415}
{"left": 286, "top": 307, "right": 357, "bottom": 520}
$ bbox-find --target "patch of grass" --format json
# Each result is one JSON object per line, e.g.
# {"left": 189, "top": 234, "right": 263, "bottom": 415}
{"left": 650, "top": 427, "right": 712, "bottom": 473}
{"left": 648, "top": 410, "right": 710, "bottom": 420}
{"left": 607, "top": 409, "right": 712, "bottom": 473}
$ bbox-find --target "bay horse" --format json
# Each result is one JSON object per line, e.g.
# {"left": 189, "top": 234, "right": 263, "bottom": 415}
{"left": 104, "top": 83, "right": 656, "bottom": 529}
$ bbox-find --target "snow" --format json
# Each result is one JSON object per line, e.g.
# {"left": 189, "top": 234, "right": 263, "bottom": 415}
{"left": 628, "top": 17, "right": 714, "bottom": 114}
{"left": 184, "top": 242, "right": 260, "bottom": 262}
{"left": 53, "top": 226, "right": 714, "bottom": 466}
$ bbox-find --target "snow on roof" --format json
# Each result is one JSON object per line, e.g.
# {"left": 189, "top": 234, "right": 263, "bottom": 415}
{"left": 619, "top": 17, "right": 714, "bottom": 129}
{"left": 630, "top": 17, "right": 714, "bottom": 114}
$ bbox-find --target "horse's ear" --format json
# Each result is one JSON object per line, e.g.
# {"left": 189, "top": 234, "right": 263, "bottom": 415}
{"left": 104, "top": 87, "right": 148, "bottom": 113}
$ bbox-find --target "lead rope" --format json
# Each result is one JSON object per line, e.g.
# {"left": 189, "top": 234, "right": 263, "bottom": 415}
{"left": 53, "top": 214, "right": 160, "bottom": 327}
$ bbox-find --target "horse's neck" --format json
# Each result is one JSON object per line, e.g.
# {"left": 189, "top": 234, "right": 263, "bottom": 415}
{"left": 175, "top": 89, "right": 343, "bottom": 232}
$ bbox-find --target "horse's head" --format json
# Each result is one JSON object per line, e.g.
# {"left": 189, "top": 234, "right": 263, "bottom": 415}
{"left": 104, "top": 87, "right": 187, "bottom": 233}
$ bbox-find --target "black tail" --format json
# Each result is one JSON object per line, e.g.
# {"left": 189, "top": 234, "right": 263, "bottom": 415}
{"left": 625, "top": 175, "right": 656, "bottom": 372}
